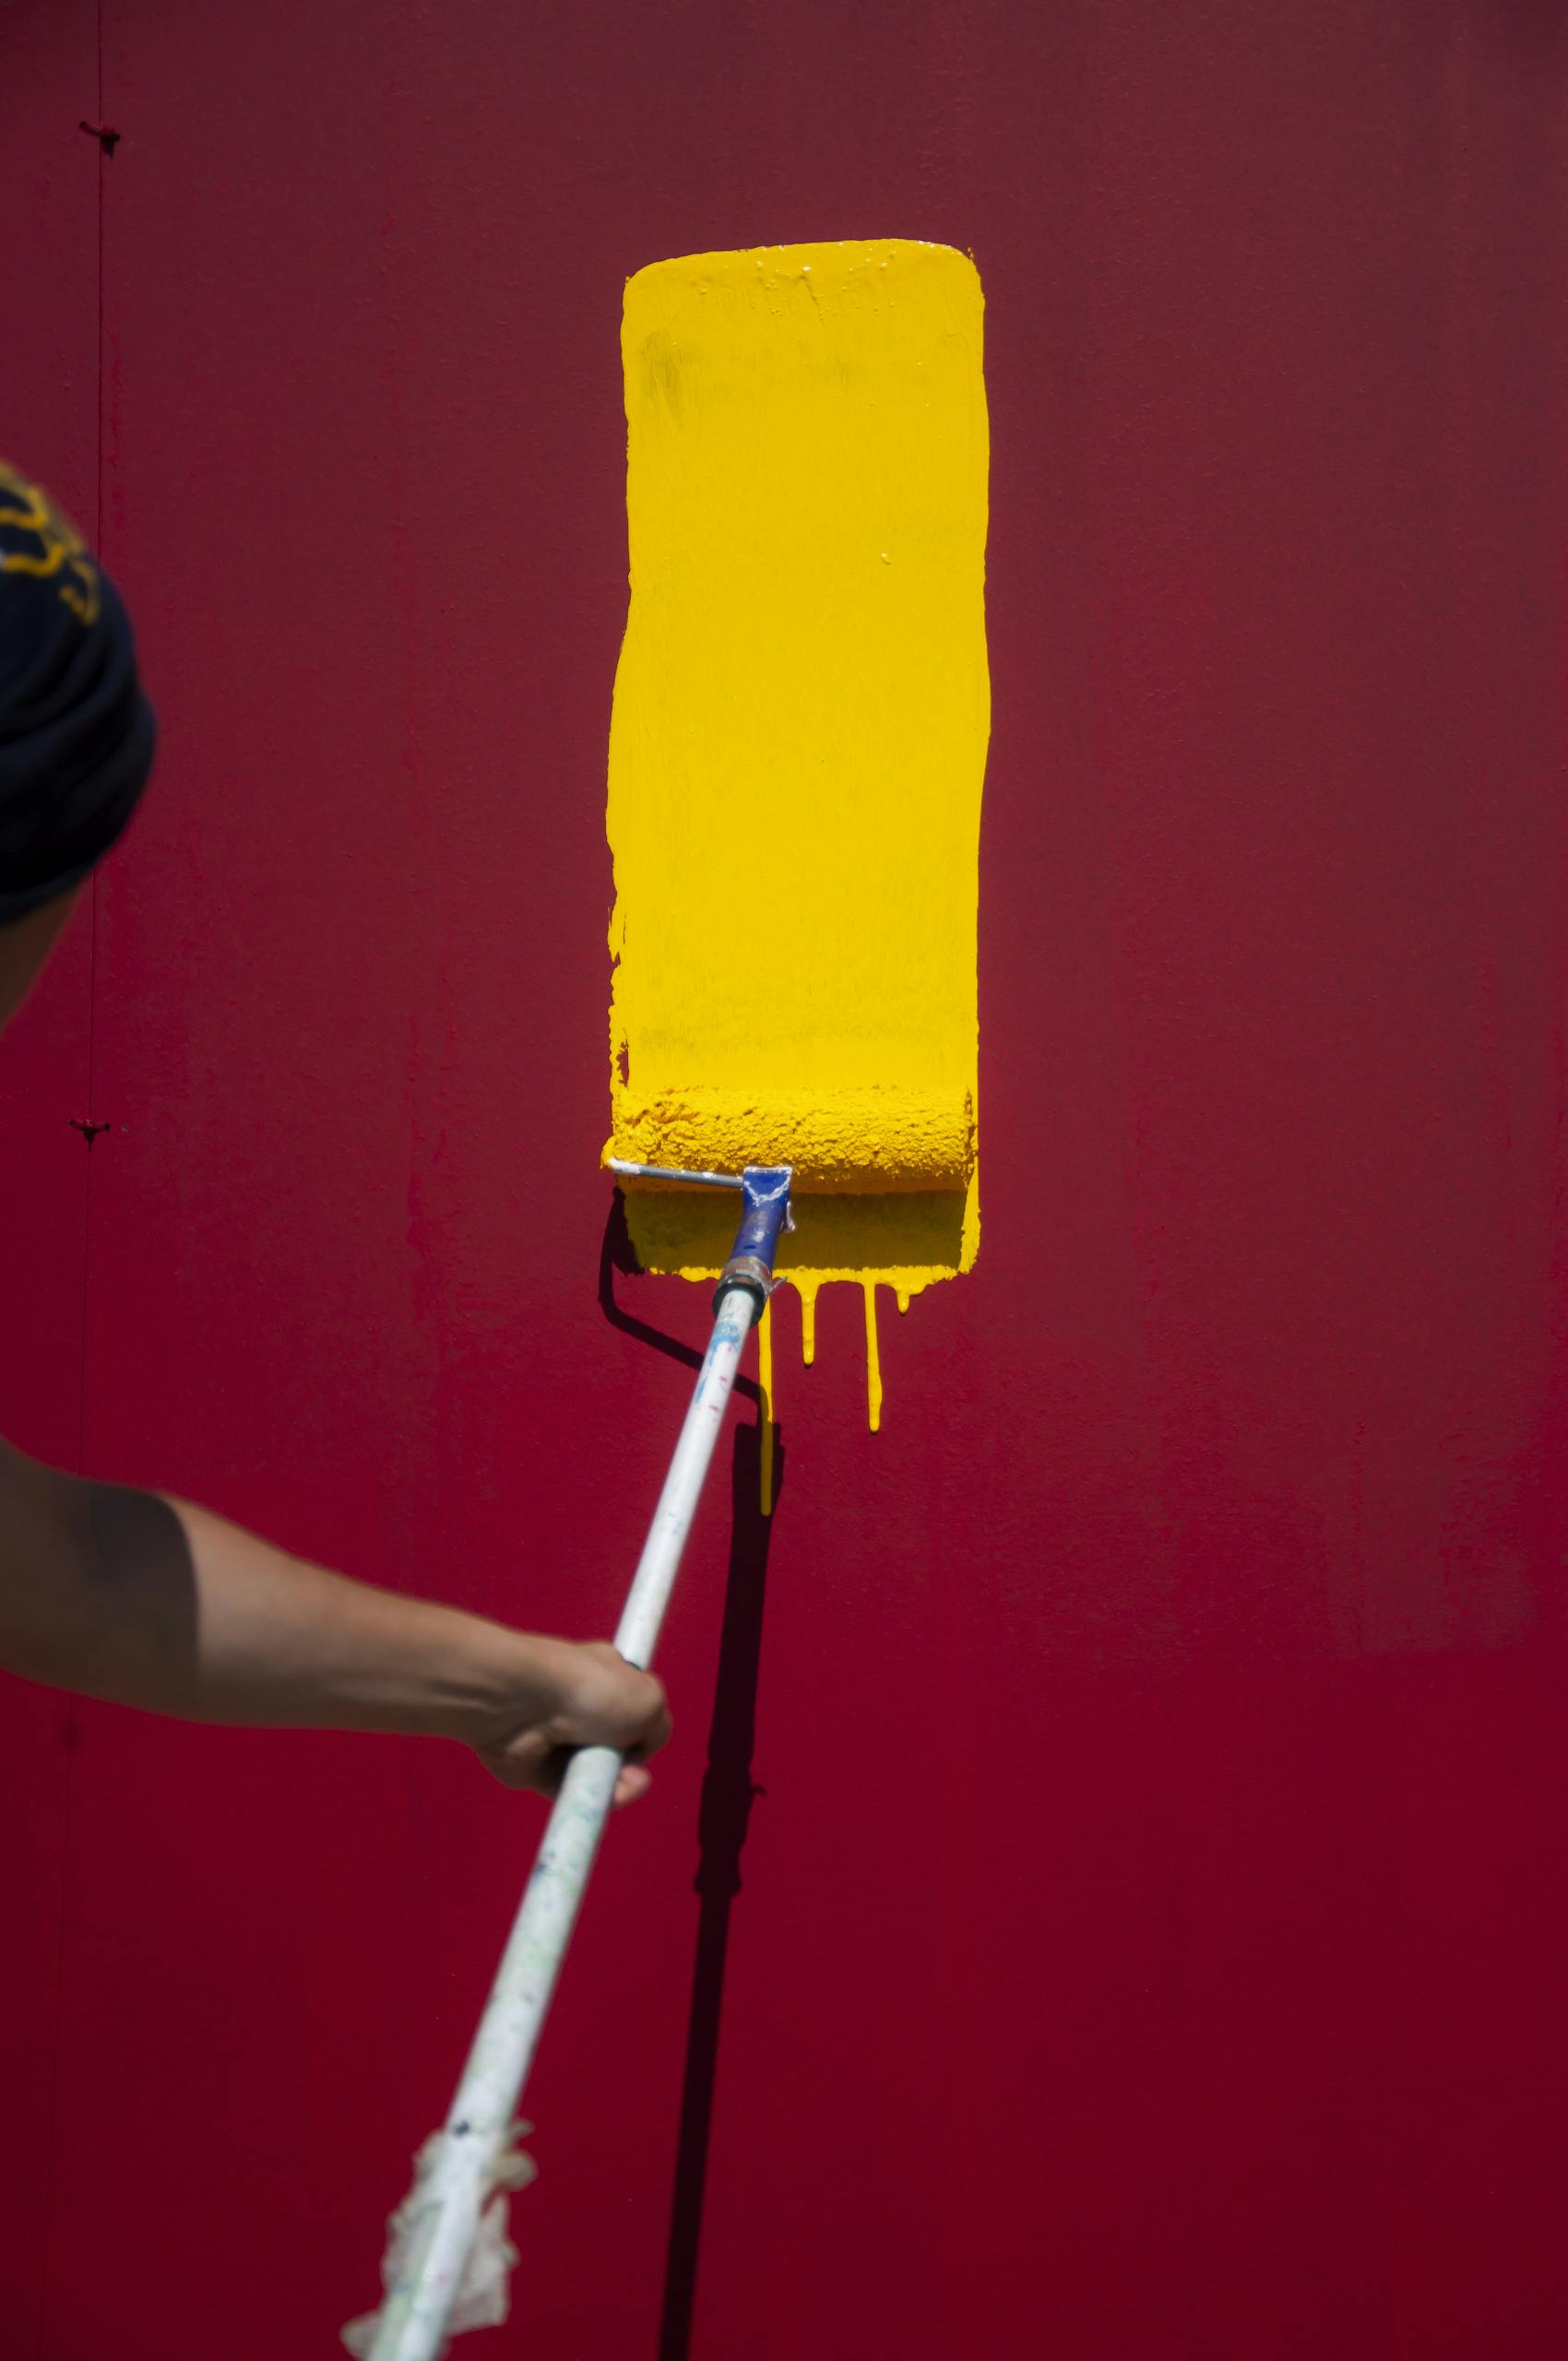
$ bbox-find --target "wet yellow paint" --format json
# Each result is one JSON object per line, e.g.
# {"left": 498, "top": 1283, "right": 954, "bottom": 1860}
{"left": 607, "top": 239, "right": 988, "bottom": 1425}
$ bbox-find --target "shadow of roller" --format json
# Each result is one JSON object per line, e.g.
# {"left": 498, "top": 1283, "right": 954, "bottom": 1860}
{"left": 597, "top": 1190, "right": 764, "bottom": 1410}
{"left": 656, "top": 1421, "right": 779, "bottom": 2361}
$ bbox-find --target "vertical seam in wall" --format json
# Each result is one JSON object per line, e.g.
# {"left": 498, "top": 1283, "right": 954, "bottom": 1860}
{"left": 40, "top": 12, "right": 104, "bottom": 2348}
{"left": 78, "top": 0, "right": 103, "bottom": 1478}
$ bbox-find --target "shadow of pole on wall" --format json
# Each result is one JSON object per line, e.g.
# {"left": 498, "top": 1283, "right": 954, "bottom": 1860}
{"left": 597, "top": 1191, "right": 777, "bottom": 2357}
{"left": 599, "top": 1188, "right": 763, "bottom": 1410}
{"left": 656, "top": 1420, "right": 779, "bottom": 2361}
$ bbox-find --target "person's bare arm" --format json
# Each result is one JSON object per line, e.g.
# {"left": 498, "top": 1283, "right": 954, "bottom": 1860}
{"left": 0, "top": 1439, "right": 669, "bottom": 1805}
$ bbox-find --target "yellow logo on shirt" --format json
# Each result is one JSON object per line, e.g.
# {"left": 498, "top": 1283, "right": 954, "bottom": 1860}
{"left": 0, "top": 460, "right": 101, "bottom": 627}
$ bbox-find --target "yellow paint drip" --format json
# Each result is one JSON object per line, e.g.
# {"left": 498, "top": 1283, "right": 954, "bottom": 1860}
{"left": 863, "top": 1282, "right": 884, "bottom": 1434}
{"left": 798, "top": 1279, "right": 818, "bottom": 1367}
{"left": 606, "top": 239, "right": 989, "bottom": 1421}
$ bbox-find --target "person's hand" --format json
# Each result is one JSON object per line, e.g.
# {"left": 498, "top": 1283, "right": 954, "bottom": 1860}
{"left": 470, "top": 1637, "right": 671, "bottom": 1808}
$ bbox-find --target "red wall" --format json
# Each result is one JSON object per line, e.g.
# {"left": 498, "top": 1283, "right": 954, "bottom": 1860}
{"left": 5, "top": 6, "right": 1568, "bottom": 2355}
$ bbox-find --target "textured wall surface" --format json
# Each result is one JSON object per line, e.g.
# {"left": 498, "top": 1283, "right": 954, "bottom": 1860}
{"left": 3, "top": 6, "right": 1567, "bottom": 2355}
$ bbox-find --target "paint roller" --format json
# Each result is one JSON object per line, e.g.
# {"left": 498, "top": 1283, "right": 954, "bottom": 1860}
{"left": 352, "top": 1099, "right": 967, "bottom": 2356}
{"left": 609, "top": 1085, "right": 976, "bottom": 1194}
{"left": 352, "top": 233, "right": 984, "bottom": 2356}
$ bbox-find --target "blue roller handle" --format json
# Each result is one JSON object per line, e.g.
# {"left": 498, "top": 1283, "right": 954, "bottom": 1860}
{"left": 716, "top": 1165, "right": 793, "bottom": 1320}
{"left": 607, "top": 1157, "right": 793, "bottom": 1324}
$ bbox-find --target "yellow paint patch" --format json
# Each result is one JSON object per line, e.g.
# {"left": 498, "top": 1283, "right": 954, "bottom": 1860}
{"left": 606, "top": 239, "right": 988, "bottom": 1423}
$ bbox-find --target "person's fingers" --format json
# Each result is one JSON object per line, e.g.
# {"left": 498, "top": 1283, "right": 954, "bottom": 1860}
{"left": 476, "top": 1739, "right": 656, "bottom": 1807}
{"left": 620, "top": 1695, "right": 673, "bottom": 1762}
{"left": 619, "top": 1667, "right": 671, "bottom": 1757}
{"left": 468, "top": 1637, "right": 671, "bottom": 1797}
{"left": 551, "top": 1644, "right": 671, "bottom": 1760}
{"left": 476, "top": 1743, "right": 546, "bottom": 1793}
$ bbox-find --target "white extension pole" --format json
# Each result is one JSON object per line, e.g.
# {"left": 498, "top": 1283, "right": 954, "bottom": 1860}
{"left": 364, "top": 1283, "right": 756, "bottom": 2361}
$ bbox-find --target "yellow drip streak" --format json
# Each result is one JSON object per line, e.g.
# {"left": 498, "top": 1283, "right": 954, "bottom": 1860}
{"left": 757, "top": 1298, "right": 776, "bottom": 1517}
{"left": 863, "top": 1281, "right": 883, "bottom": 1434}
{"left": 798, "top": 1279, "right": 818, "bottom": 1367}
